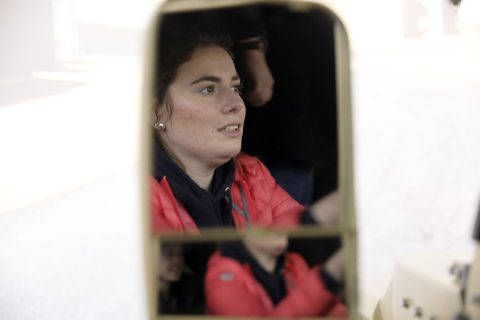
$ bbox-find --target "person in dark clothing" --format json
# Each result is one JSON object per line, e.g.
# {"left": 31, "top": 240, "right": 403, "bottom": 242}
{"left": 231, "top": 5, "right": 342, "bottom": 266}
{"left": 240, "top": 5, "right": 338, "bottom": 205}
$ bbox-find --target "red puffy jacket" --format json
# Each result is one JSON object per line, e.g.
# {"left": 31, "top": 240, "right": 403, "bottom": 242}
{"left": 151, "top": 153, "right": 305, "bottom": 232}
{"left": 205, "top": 251, "right": 348, "bottom": 317}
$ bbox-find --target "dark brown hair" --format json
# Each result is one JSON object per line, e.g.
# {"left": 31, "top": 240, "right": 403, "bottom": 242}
{"left": 153, "top": 24, "right": 234, "bottom": 116}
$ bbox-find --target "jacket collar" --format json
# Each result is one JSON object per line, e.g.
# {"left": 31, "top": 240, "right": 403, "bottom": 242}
{"left": 153, "top": 137, "right": 235, "bottom": 227}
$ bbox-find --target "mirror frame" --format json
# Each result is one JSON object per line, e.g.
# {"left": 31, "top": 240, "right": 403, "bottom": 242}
{"left": 139, "top": 0, "right": 356, "bottom": 319}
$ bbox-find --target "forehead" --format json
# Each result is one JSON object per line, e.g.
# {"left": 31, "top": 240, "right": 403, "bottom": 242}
{"left": 175, "top": 45, "right": 237, "bottom": 81}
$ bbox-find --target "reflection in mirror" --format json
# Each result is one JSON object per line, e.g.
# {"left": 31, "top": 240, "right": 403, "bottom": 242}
{"left": 150, "top": 2, "right": 339, "bottom": 233}
{"left": 156, "top": 230, "right": 347, "bottom": 318}
{"left": 144, "top": 1, "right": 356, "bottom": 318}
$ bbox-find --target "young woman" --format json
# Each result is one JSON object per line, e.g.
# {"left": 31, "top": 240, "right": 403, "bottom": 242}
{"left": 150, "top": 29, "right": 345, "bottom": 315}
{"left": 205, "top": 232, "right": 347, "bottom": 317}
{"left": 150, "top": 31, "right": 339, "bottom": 232}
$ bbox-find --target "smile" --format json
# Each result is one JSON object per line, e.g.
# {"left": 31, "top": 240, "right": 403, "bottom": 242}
{"left": 220, "top": 124, "right": 240, "bottom": 132}
{"left": 219, "top": 123, "right": 242, "bottom": 137}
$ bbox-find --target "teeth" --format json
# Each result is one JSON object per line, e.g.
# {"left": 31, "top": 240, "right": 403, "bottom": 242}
{"left": 223, "top": 125, "right": 239, "bottom": 132}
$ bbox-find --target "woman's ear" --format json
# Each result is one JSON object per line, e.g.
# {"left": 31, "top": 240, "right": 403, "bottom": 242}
{"left": 151, "top": 98, "right": 162, "bottom": 122}
{"left": 151, "top": 108, "right": 161, "bottom": 127}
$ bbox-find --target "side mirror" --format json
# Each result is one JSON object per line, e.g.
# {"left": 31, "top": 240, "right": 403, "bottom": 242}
{"left": 140, "top": 0, "right": 356, "bottom": 318}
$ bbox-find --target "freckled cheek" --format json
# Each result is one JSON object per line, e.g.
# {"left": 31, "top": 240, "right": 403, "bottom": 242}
{"left": 174, "top": 108, "right": 217, "bottom": 140}
{"left": 171, "top": 104, "right": 196, "bottom": 127}
{"left": 169, "top": 98, "right": 223, "bottom": 137}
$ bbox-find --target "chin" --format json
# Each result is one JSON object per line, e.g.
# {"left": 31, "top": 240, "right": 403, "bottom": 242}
{"left": 217, "top": 143, "right": 242, "bottom": 161}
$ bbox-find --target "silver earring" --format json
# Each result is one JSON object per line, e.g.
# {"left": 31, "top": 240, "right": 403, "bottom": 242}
{"left": 154, "top": 121, "right": 166, "bottom": 131}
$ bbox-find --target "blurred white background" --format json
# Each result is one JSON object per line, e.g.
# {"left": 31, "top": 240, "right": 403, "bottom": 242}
{"left": 0, "top": 0, "right": 479, "bottom": 319}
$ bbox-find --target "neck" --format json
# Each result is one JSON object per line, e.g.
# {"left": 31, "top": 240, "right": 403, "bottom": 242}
{"left": 162, "top": 142, "right": 217, "bottom": 190}
{"left": 184, "top": 165, "right": 215, "bottom": 190}
{"left": 244, "top": 243, "right": 276, "bottom": 273}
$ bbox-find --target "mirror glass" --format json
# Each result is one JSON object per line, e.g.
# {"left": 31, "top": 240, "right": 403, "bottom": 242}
{"left": 144, "top": 0, "right": 355, "bottom": 318}
{"left": 150, "top": 2, "right": 339, "bottom": 232}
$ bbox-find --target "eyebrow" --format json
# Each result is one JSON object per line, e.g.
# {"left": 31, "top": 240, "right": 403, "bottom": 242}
{"left": 190, "top": 75, "right": 240, "bottom": 85}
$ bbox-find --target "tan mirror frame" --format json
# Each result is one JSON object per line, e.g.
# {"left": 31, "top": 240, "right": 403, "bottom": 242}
{"left": 139, "top": 0, "right": 357, "bottom": 319}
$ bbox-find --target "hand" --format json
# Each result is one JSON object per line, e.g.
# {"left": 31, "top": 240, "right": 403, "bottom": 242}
{"left": 241, "top": 49, "right": 274, "bottom": 107}
{"left": 309, "top": 190, "right": 340, "bottom": 226}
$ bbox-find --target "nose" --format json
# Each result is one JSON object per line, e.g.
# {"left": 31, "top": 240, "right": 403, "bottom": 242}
{"left": 221, "top": 90, "right": 245, "bottom": 114}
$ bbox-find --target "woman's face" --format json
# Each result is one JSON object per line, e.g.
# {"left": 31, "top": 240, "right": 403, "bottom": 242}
{"left": 159, "top": 45, "right": 246, "bottom": 169}
{"left": 159, "top": 244, "right": 184, "bottom": 282}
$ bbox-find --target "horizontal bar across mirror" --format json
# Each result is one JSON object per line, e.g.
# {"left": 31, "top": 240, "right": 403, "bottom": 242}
{"left": 154, "top": 225, "right": 349, "bottom": 242}
{"left": 155, "top": 229, "right": 348, "bottom": 319}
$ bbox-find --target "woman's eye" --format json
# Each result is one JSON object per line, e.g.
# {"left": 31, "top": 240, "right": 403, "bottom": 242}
{"left": 200, "top": 86, "right": 216, "bottom": 95}
{"left": 232, "top": 83, "right": 243, "bottom": 94}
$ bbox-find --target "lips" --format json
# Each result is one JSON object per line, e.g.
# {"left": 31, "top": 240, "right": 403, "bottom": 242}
{"left": 219, "top": 123, "right": 241, "bottom": 133}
